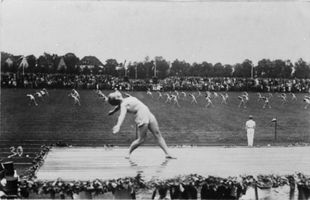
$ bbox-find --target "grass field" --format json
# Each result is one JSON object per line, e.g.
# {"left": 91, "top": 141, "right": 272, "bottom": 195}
{"left": 1, "top": 88, "right": 310, "bottom": 145}
{"left": 1, "top": 88, "right": 310, "bottom": 174}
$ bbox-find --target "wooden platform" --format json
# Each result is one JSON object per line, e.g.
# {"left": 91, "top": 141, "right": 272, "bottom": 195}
{"left": 36, "top": 146, "right": 310, "bottom": 181}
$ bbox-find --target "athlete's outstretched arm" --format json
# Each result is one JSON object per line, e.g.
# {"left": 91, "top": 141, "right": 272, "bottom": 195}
{"left": 123, "top": 92, "right": 132, "bottom": 97}
{"left": 113, "top": 104, "right": 127, "bottom": 134}
{"left": 108, "top": 105, "right": 120, "bottom": 115}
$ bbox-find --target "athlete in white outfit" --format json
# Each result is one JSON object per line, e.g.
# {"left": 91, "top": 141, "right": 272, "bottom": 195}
{"left": 213, "top": 92, "right": 219, "bottom": 98}
{"left": 174, "top": 90, "right": 180, "bottom": 99}
{"left": 157, "top": 91, "right": 163, "bottom": 100}
{"left": 97, "top": 90, "right": 108, "bottom": 101}
{"left": 146, "top": 89, "right": 153, "bottom": 98}
{"left": 35, "top": 91, "right": 43, "bottom": 101}
{"left": 225, "top": 93, "right": 229, "bottom": 101}
{"left": 220, "top": 93, "right": 228, "bottom": 104}
{"left": 243, "top": 92, "right": 249, "bottom": 97}
{"left": 291, "top": 93, "right": 297, "bottom": 101}
{"left": 42, "top": 88, "right": 49, "bottom": 96}
{"left": 72, "top": 89, "right": 80, "bottom": 99}
{"left": 189, "top": 93, "right": 198, "bottom": 104}
{"left": 257, "top": 93, "right": 265, "bottom": 102}
{"left": 205, "top": 91, "right": 211, "bottom": 99}
{"left": 245, "top": 115, "right": 256, "bottom": 147}
{"left": 39, "top": 90, "right": 46, "bottom": 97}
{"left": 205, "top": 96, "right": 213, "bottom": 108}
{"left": 69, "top": 93, "right": 81, "bottom": 106}
{"left": 26, "top": 94, "right": 38, "bottom": 106}
{"left": 171, "top": 94, "right": 180, "bottom": 107}
{"left": 279, "top": 93, "right": 287, "bottom": 104}
{"left": 262, "top": 97, "right": 271, "bottom": 109}
{"left": 107, "top": 91, "right": 175, "bottom": 159}
{"left": 243, "top": 94, "right": 249, "bottom": 107}
{"left": 197, "top": 91, "right": 202, "bottom": 98}
{"left": 165, "top": 93, "right": 172, "bottom": 103}
{"left": 238, "top": 95, "right": 247, "bottom": 108}
{"left": 181, "top": 92, "right": 187, "bottom": 99}
{"left": 304, "top": 96, "right": 310, "bottom": 109}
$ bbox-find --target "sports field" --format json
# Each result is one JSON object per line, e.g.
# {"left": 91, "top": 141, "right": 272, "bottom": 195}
{"left": 1, "top": 89, "right": 310, "bottom": 174}
{"left": 1, "top": 89, "right": 310, "bottom": 146}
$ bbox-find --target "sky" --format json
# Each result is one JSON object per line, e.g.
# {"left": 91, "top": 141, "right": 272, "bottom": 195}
{"left": 1, "top": 0, "right": 310, "bottom": 65}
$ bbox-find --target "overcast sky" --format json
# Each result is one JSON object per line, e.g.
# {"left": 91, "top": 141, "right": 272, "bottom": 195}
{"left": 1, "top": 0, "right": 310, "bottom": 65}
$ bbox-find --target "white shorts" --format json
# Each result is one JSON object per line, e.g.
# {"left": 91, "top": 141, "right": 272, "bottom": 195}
{"left": 247, "top": 129, "right": 255, "bottom": 135}
{"left": 135, "top": 109, "right": 156, "bottom": 127}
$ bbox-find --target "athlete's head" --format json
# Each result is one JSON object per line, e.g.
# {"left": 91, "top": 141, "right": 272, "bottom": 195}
{"left": 108, "top": 91, "right": 123, "bottom": 106}
{"left": 249, "top": 115, "right": 253, "bottom": 119}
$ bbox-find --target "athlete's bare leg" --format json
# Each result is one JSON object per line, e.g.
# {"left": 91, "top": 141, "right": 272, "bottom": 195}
{"left": 126, "top": 125, "right": 148, "bottom": 158}
{"left": 148, "top": 119, "right": 175, "bottom": 159}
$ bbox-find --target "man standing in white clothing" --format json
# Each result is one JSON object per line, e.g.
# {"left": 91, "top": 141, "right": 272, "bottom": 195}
{"left": 245, "top": 115, "right": 256, "bottom": 147}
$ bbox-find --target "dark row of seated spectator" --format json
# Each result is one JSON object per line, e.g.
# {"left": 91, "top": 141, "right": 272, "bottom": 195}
{"left": 1, "top": 73, "right": 310, "bottom": 93}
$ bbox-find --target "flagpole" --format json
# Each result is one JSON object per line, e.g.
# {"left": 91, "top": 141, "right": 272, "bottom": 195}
{"left": 154, "top": 61, "right": 157, "bottom": 77}
{"left": 135, "top": 65, "right": 137, "bottom": 79}
{"left": 124, "top": 60, "right": 127, "bottom": 77}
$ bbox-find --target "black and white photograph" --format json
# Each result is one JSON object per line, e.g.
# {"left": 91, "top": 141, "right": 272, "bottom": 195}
{"left": 1, "top": 0, "right": 310, "bottom": 199}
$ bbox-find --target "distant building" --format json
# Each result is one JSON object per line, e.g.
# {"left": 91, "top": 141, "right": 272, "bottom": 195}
{"left": 79, "top": 56, "right": 104, "bottom": 70}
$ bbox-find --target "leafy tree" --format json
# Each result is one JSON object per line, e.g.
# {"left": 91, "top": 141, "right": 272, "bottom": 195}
{"left": 154, "top": 56, "right": 169, "bottom": 79}
{"left": 1, "top": 52, "right": 14, "bottom": 72}
{"left": 26, "top": 55, "right": 37, "bottom": 73}
{"left": 189, "top": 63, "right": 204, "bottom": 77}
{"left": 64, "top": 53, "right": 79, "bottom": 74}
{"left": 233, "top": 59, "right": 253, "bottom": 78}
{"left": 242, "top": 59, "right": 253, "bottom": 77}
{"left": 170, "top": 59, "right": 190, "bottom": 77}
{"left": 202, "top": 62, "right": 213, "bottom": 77}
{"left": 272, "top": 59, "right": 291, "bottom": 78}
{"left": 294, "top": 58, "right": 310, "bottom": 78}
{"left": 37, "top": 55, "right": 48, "bottom": 73}
{"left": 213, "top": 62, "right": 225, "bottom": 77}
{"left": 127, "top": 62, "right": 138, "bottom": 79}
{"left": 233, "top": 63, "right": 242, "bottom": 77}
{"left": 143, "top": 56, "right": 153, "bottom": 79}
{"left": 44, "top": 52, "right": 57, "bottom": 73}
{"left": 105, "top": 59, "right": 118, "bottom": 76}
{"left": 223, "top": 64, "right": 233, "bottom": 77}
{"left": 136, "top": 62, "right": 147, "bottom": 79}
{"left": 256, "top": 59, "right": 273, "bottom": 78}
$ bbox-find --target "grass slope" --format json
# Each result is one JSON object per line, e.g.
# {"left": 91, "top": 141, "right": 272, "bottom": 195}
{"left": 1, "top": 89, "right": 310, "bottom": 146}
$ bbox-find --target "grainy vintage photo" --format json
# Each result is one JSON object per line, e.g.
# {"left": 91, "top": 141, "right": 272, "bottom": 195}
{"left": 1, "top": 0, "right": 310, "bottom": 199}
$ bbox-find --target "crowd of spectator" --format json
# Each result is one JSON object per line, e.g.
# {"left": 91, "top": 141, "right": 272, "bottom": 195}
{"left": 1, "top": 72, "right": 310, "bottom": 93}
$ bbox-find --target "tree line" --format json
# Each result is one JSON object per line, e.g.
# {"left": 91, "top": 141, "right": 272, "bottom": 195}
{"left": 1, "top": 52, "right": 310, "bottom": 79}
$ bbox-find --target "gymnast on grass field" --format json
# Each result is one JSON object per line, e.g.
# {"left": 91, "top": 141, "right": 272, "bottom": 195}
{"left": 107, "top": 90, "right": 176, "bottom": 159}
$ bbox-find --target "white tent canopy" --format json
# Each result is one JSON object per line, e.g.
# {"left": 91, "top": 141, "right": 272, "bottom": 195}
{"left": 57, "top": 57, "right": 67, "bottom": 71}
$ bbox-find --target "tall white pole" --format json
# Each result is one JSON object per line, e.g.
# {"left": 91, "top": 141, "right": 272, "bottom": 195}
{"left": 154, "top": 62, "right": 157, "bottom": 77}
{"left": 135, "top": 66, "right": 137, "bottom": 79}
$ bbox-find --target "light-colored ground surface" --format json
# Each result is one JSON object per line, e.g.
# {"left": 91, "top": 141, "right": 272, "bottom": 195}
{"left": 37, "top": 146, "right": 310, "bottom": 181}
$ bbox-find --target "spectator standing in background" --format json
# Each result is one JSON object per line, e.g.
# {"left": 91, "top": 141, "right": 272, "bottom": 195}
{"left": 245, "top": 115, "right": 256, "bottom": 147}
